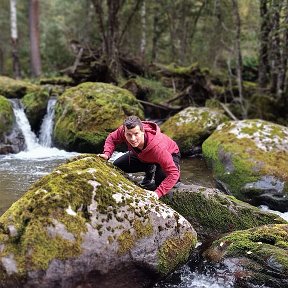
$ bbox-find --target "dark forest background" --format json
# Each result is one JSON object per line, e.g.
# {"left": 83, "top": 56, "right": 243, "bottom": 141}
{"left": 1, "top": 0, "right": 288, "bottom": 123}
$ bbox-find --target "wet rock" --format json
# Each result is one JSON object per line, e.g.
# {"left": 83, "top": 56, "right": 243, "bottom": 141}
{"left": 162, "top": 183, "right": 286, "bottom": 242}
{"left": 203, "top": 224, "right": 288, "bottom": 287}
{"left": 0, "top": 155, "right": 196, "bottom": 287}
{"left": 202, "top": 119, "right": 288, "bottom": 210}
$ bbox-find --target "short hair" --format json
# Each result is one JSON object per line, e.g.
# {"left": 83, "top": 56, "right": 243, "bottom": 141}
{"left": 123, "top": 116, "right": 143, "bottom": 131}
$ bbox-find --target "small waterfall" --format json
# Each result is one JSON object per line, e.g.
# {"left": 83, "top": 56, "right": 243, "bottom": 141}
{"left": 39, "top": 98, "right": 57, "bottom": 147}
{"left": 10, "top": 99, "right": 41, "bottom": 151}
{"left": 9, "top": 98, "right": 75, "bottom": 159}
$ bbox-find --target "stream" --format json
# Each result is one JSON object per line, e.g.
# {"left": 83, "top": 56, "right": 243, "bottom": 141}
{"left": 0, "top": 98, "right": 287, "bottom": 287}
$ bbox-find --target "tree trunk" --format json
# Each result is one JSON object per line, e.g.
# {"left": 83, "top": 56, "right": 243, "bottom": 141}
{"left": 10, "top": 0, "right": 21, "bottom": 79}
{"left": 0, "top": 47, "right": 4, "bottom": 74}
{"left": 270, "top": 0, "right": 281, "bottom": 94}
{"left": 29, "top": 0, "right": 41, "bottom": 77}
{"left": 106, "top": 0, "right": 121, "bottom": 77}
{"left": 258, "top": 0, "right": 270, "bottom": 88}
{"left": 231, "top": 0, "right": 246, "bottom": 118}
{"left": 277, "top": 0, "right": 288, "bottom": 98}
{"left": 151, "top": 4, "right": 161, "bottom": 62}
{"left": 140, "top": 0, "right": 146, "bottom": 61}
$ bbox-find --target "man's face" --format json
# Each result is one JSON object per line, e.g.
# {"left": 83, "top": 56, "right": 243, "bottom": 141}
{"left": 124, "top": 125, "right": 144, "bottom": 148}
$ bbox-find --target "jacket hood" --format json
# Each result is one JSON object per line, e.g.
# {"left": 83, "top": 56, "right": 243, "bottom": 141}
{"left": 142, "top": 121, "right": 161, "bottom": 153}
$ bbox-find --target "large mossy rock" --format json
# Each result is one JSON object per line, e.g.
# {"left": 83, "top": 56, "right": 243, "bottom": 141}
{"left": 0, "top": 155, "right": 196, "bottom": 287}
{"left": 202, "top": 119, "right": 288, "bottom": 212}
{"left": 53, "top": 82, "right": 144, "bottom": 152}
{"left": 0, "top": 96, "right": 25, "bottom": 154}
{"left": 162, "top": 184, "right": 286, "bottom": 241}
{"left": 203, "top": 224, "right": 288, "bottom": 287}
{"left": 161, "top": 107, "right": 229, "bottom": 155}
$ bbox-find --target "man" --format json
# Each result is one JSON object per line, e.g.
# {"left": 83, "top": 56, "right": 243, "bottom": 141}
{"left": 98, "top": 116, "right": 180, "bottom": 199}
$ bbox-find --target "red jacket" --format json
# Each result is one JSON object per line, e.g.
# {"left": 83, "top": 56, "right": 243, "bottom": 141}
{"left": 103, "top": 121, "right": 180, "bottom": 197}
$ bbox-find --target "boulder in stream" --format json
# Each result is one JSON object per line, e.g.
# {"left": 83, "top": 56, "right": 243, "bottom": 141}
{"left": 0, "top": 155, "right": 196, "bottom": 288}
{"left": 202, "top": 119, "right": 288, "bottom": 212}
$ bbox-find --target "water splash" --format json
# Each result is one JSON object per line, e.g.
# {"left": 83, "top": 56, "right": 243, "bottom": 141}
{"left": 39, "top": 98, "right": 57, "bottom": 147}
{"left": 10, "top": 99, "right": 41, "bottom": 151}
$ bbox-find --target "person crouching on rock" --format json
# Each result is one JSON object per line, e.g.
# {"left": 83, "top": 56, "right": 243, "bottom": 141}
{"left": 98, "top": 115, "right": 181, "bottom": 199}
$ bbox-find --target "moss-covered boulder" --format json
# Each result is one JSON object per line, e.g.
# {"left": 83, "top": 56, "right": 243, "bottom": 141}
{"left": 202, "top": 119, "right": 288, "bottom": 212}
{"left": 0, "top": 155, "right": 196, "bottom": 287}
{"left": 162, "top": 184, "right": 286, "bottom": 241}
{"left": 53, "top": 82, "right": 144, "bottom": 153}
{"left": 0, "top": 96, "right": 25, "bottom": 154}
{"left": 203, "top": 224, "right": 288, "bottom": 287}
{"left": 22, "top": 90, "right": 49, "bottom": 133}
{"left": 161, "top": 107, "right": 229, "bottom": 155}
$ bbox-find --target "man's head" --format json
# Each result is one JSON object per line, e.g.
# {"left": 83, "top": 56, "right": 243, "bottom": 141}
{"left": 123, "top": 116, "right": 145, "bottom": 148}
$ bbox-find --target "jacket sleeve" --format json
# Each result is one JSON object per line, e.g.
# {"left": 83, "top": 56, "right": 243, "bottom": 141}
{"left": 154, "top": 149, "right": 180, "bottom": 197}
{"left": 103, "top": 126, "right": 125, "bottom": 158}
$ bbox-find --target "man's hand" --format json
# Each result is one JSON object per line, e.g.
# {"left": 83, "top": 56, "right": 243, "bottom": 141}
{"left": 97, "top": 154, "right": 109, "bottom": 160}
{"left": 144, "top": 189, "right": 159, "bottom": 200}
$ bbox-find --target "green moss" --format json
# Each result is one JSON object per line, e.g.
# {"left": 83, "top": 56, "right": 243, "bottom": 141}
{"left": 158, "top": 232, "right": 196, "bottom": 275}
{"left": 117, "top": 230, "right": 134, "bottom": 255}
{"left": 22, "top": 90, "right": 49, "bottom": 130}
{"left": 53, "top": 82, "right": 144, "bottom": 152}
{"left": 202, "top": 120, "right": 288, "bottom": 199}
{"left": 161, "top": 107, "right": 228, "bottom": 153}
{"left": 211, "top": 224, "right": 288, "bottom": 271}
{"left": 162, "top": 188, "right": 286, "bottom": 240}
{"left": 39, "top": 76, "right": 74, "bottom": 86}
{"left": 0, "top": 76, "right": 41, "bottom": 98}
{"left": 0, "top": 96, "right": 14, "bottom": 136}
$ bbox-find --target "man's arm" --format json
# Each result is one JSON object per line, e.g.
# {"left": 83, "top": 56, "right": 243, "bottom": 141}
{"left": 154, "top": 151, "right": 180, "bottom": 198}
{"left": 98, "top": 126, "right": 125, "bottom": 160}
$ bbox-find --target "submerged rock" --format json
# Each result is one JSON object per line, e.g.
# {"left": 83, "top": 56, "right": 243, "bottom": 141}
{"left": 203, "top": 224, "right": 288, "bottom": 287}
{"left": 202, "top": 119, "right": 288, "bottom": 211}
{"left": 0, "top": 155, "right": 196, "bottom": 288}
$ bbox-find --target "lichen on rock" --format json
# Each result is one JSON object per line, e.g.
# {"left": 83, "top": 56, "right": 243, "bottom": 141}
{"left": 202, "top": 119, "right": 288, "bottom": 211}
{"left": 161, "top": 106, "right": 228, "bottom": 155}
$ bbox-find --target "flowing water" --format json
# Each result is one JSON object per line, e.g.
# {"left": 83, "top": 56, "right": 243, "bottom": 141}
{"left": 0, "top": 100, "right": 287, "bottom": 287}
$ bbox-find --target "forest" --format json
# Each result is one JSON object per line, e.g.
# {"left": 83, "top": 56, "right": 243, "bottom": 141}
{"left": 0, "top": 0, "right": 287, "bottom": 125}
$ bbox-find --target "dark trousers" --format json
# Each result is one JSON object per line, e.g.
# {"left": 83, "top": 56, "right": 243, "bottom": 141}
{"left": 113, "top": 152, "right": 180, "bottom": 186}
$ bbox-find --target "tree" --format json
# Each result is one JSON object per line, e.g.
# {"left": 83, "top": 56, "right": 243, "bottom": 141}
{"left": 10, "top": 0, "right": 21, "bottom": 79}
{"left": 231, "top": 0, "right": 246, "bottom": 118}
{"left": 29, "top": 0, "right": 41, "bottom": 77}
